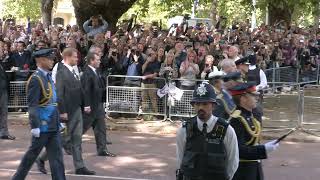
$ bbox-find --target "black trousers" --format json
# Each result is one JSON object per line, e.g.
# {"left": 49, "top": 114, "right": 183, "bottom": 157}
{"left": 82, "top": 105, "right": 107, "bottom": 154}
{"left": 232, "top": 162, "right": 264, "bottom": 180}
{"left": 12, "top": 132, "right": 66, "bottom": 180}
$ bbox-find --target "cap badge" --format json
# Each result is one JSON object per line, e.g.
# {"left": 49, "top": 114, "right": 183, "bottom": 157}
{"left": 197, "top": 83, "right": 207, "bottom": 96}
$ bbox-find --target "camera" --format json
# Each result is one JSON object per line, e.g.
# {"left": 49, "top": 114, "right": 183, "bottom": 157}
{"left": 112, "top": 51, "right": 117, "bottom": 56}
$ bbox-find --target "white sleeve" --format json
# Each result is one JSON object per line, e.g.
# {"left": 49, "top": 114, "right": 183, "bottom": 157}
{"left": 223, "top": 125, "right": 239, "bottom": 180}
{"left": 176, "top": 127, "right": 186, "bottom": 169}
{"left": 52, "top": 63, "right": 59, "bottom": 84}
{"left": 257, "top": 69, "right": 268, "bottom": 90}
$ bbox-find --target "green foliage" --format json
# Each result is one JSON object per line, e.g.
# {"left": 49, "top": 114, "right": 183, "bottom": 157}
{"left": 2, "top": 0, "right": 41, "bottom": 22}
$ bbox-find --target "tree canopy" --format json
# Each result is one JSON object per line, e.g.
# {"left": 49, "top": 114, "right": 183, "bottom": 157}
{"left": 1, "top": 0, "right": 319, "bottom": 28}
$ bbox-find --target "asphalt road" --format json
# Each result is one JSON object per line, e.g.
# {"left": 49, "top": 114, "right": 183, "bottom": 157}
{"left": 0, "top": 124, "right": 319, "bottom": 180}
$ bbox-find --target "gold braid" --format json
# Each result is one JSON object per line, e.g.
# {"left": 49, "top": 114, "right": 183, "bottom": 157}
{"left": 26, "top": 74, "right": 53, "bottom": 106}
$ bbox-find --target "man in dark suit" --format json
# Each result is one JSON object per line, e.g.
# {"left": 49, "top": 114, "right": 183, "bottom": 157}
{"left": 9, "top": 41, "right": 33, "bottom": 81}
{"left": 12, "top": 48, "right": 66, "bottom": 180}
{"left": 81, "top": 52, "right": 116, "bottom": 157}
{"left": 55, "top": 47, "right": 95, "bottom": 175}
{"left": 0, "top": 63, "right": 15, "bottom": 140}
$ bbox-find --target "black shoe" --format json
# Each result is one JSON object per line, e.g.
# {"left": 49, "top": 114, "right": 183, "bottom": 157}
{"left": 0, "top": 135, "right": 15, "bottom": 140}
{"left": 98, "top": 151, "right": 116, "bottom": 157}
{"left": 35, "top": 159, "right": 47, "bottom": 174}
{"left": 64, "top": 147, "right": 72, "bottom": 155}
{"left": 106, "top": 141, "right": 112, "bottom": 145}
{"left": 75, "top": 167, "right": 96, "bottom": 175}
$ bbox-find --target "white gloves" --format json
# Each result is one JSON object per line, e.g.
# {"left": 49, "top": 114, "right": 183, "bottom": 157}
{"left": 264, "top": 140, "right": 279, "bottom": 153}
{"left": 31, "top": 128, "right": 40, "bottom": 138}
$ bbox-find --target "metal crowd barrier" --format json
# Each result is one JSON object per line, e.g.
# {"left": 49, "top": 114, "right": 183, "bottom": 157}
{"left": 262, "top": 84, "right": 301, "bottom": 132}
{"left": 8, "top": 81, "right": 28, "bottom": 108}
{"left": 265, "top": 65, "right": 320, "bottom": 85}
{"left": 300, "top": 85, "right": 320, "bottom": 136}
{"left": 106, "top": 75, "right": 167, "bottom": 118}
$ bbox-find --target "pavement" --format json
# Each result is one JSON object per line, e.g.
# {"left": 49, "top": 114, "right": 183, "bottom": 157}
{"left": 1, "top": 117, "right": 320, "bottom": 180}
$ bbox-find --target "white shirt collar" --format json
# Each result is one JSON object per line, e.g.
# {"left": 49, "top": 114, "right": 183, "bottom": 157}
{"left": 196, "top": 115, "right": 217, "bottom": 132}
{"left": 249, "top": 65, "right": 257, "bottom": 70}
{"left": 88, "top": 65, "right": 96, "bottom": 74}
{"left": 64, "top": 63, "right": 74, "bottom": 73}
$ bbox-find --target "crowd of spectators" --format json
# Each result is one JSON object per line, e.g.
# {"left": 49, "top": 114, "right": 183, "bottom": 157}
{"left": 1, "top": 16, "right": 320, "bottom": 92}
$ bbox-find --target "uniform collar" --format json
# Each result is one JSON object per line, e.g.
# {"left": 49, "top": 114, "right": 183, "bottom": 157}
{"left": 238, "top": 106, "right": 253, "bottom": 117}
{"left": 37, "top": 67, "right": 49, "bottom": 76}
{"left": 249, "top": 65, "right": 257, "bottom": 70}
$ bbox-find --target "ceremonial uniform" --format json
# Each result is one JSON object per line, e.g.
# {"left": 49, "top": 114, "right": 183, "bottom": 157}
{"left": 176, "top": 83, "right": 239, "bottom": 180}
{"left": 228, "top": 82, "right": 279, "bottom": 180}
{"left": 12, "top": 49, "right": 66, "bottom": 180}
{"left": 208, "top": 70, "right": 236, "bottom": 120}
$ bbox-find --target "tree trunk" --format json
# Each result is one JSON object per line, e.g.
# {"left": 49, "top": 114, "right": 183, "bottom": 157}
{"left": 268, "top": 2, "right": 293, "bottom": 27}
{"left": 72, "top": 0, "right": 138, "bottom": 33}
{"left": 41, "top": 0, "right": 54, "bottom": 29}
{"left": 210, "top": 0, "right": 218, "bottom": 27}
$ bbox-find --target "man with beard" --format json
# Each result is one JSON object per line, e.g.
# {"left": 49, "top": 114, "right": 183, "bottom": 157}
{"left": 176, "top": 82, "right": 239, "bottom": 180}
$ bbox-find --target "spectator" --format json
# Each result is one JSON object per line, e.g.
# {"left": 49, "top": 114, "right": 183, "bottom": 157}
{"left": 83, "top": 15, "right": 108, "bottom": 39}
{"left": 200, "top": 55, "right": 219, "bottom": 79}
{"left": 179, "top": 50, "right": 200, "bottom": 90}
{"left": 9, "top": 41, "right": 33, "bottom": 81}
{"left": 159, "top": 51, "right": 178, "bottom": 79}
{"left": 141, "top": 49, "right": 161, "bottom": 114}
{"left": 228, "top": 45, "right": 240, "bottom": 61}
{"left": 220, "top": 59, "right": 237, "bottom": 74}
{"left": 123, "top": 46, "right": 144, "bottom": 87}
{"left": 174, "top": 41, "right": 187, "bottom": 68}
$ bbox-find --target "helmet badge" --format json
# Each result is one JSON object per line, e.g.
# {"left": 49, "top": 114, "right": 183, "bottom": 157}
{"left": 197, "top": 83, "right": 208, "bottom": 96}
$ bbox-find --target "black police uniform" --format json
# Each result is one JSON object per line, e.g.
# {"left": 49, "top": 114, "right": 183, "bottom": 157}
{"left": 228, "top": 82, "right": 266, "bottom": 180}
{"left": 12, "top": 49, "right": 66, "bottom": 180}
{"left": 177, "top": 83, "right": 237, "bottom": 180}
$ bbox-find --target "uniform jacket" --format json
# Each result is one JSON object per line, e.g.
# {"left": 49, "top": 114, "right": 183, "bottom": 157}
{"left": 229, "top": 107, "right": 266, "bottom": 180}
{"left": 27, "top": 69, "right": 59, "bottom": 132}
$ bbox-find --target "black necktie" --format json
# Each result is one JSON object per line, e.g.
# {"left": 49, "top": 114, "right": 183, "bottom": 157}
{"left": 72, "top": 69, "right": 79, "bottom": 80}
{"left": 202, "top": 123, "right": 207, "bottom": 137}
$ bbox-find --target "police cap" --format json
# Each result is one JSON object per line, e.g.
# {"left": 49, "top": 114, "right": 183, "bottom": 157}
{"left": 191, "top": 82, "right": 217, "bottom": 104}
{"left": 228, "top": 81, "right": 259, "bottom": 96}
{"left": 32, "top": 48, "right": 56, "bottom": 60}
{"left": 222, "top": 71, "right": 242, "bottom": 82}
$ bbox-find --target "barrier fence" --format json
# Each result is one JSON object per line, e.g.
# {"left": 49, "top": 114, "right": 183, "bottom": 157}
{"left": 5, "top": 72, "right": 320, "bottom": 134}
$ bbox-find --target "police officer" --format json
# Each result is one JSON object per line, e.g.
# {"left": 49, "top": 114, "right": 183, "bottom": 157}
{"left": 12, "top": 49, "right": 66, "bottom": 180}
{"left": 208, "top": 70, "right": 236, "bottom": 119}
{"left": 176, "top": 82, "right": 239, "bottom": 180}
{"left": 228, "top": 82, "right": 279, "bottom": 180}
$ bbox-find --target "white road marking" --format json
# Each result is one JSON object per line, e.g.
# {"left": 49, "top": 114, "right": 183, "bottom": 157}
{"left": 0, "top": 168, "right": 152, "bottom": 180}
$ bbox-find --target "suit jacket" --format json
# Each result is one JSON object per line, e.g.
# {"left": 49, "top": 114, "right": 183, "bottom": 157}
{"left": 56, "top": 63, "right": 83, "bottom": 115}
{"left": 10, "top": 51, "right": 33, "bottom": 80}
{"left": 81, "top": 65, "right": 105, "bottom": 118}
{"left": 0, "top": 64, "right": 8, "bottom": 96}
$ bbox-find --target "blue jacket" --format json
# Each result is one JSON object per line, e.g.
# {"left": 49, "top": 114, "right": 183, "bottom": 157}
{"left": 27, "top": 69, "right": 59, "bottom": 132}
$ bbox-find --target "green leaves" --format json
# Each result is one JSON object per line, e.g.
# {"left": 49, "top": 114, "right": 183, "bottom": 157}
{"left": 2, "top": 0, "right": 41, "bottom": 21}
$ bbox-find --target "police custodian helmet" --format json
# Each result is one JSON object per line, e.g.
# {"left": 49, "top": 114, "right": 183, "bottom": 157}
{"left": 191, "top": 82, "right": 217, "bottom": 104}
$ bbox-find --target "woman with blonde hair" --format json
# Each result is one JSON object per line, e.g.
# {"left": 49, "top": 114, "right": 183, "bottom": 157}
{"left": 179, "top": 50, "right": 200, "bottom": 90}
{"left": 159, "top": 51, "right": 178, "bottom": 79}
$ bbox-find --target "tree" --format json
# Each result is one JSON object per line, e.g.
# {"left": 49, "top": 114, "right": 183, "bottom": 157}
{"left": 41, "top": 0, "right": 54, "bottom": 29}
{"left": 72, "top": 0, "right": 138, "bottom": 32}
{"left": 2, "top": 0, "right": 41, "bottom": 22}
